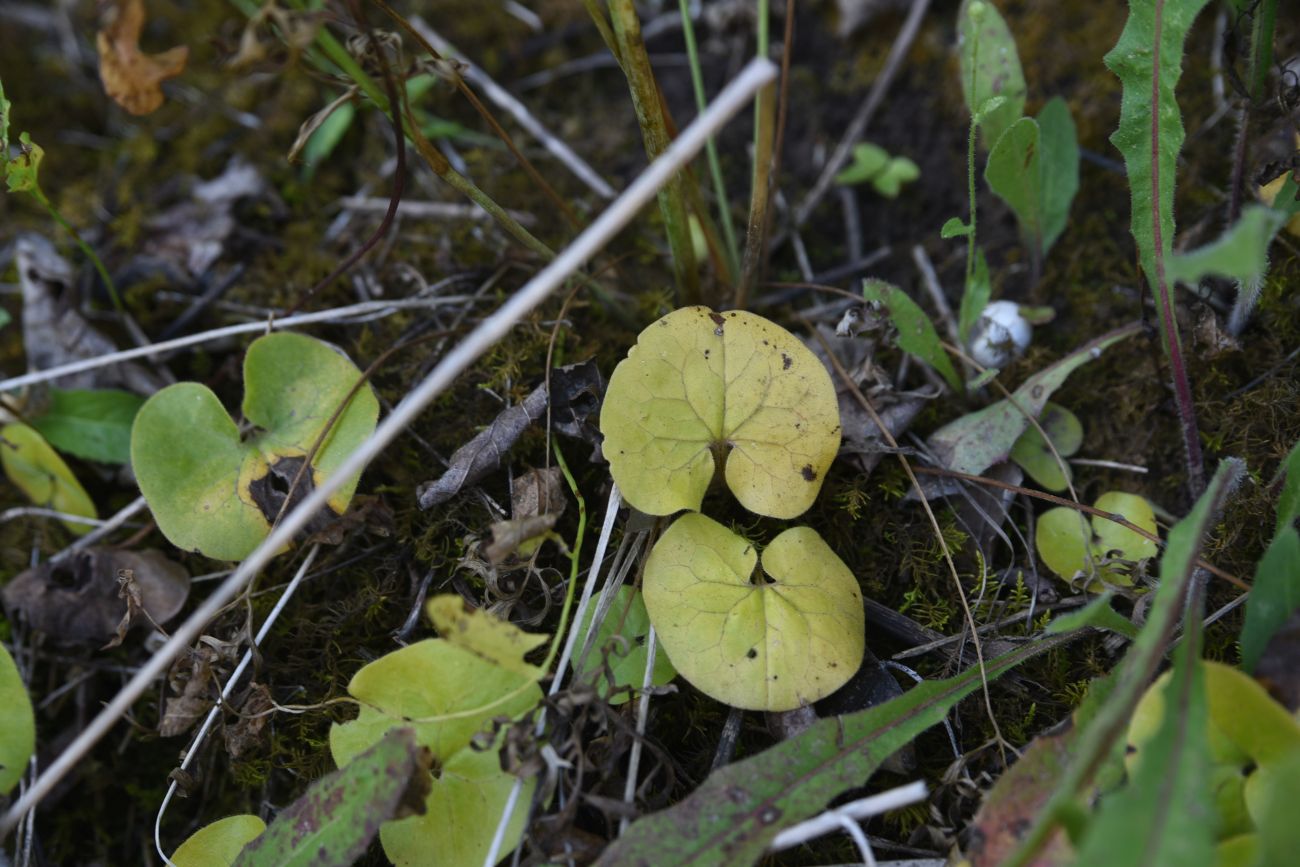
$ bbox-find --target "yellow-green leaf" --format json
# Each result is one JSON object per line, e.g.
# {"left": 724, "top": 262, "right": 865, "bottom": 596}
{"left": 1009, "top": 402, "right": 1083, "bottom": 492}
{"left": 426, "top": 594, "right": 548, "bottom": 681}
{"left": 643, "top": 513, "right": 863, "bottom": 711}
{"left": 1, "top": 422, "right": 96, "bottom": 534}
{"left": 600, "top": 307, "right": 841, "bottom": 519}
{"left": 171, "top": 814, "right": 266, "bottom": 867}
{"left": 0, "top": 642, "right": 36, "bottom": 795}
{"left": 329, "top": 639, "right": 541, "bottom": 867}
{"left": 1035, "top": 492, "right": 1156, "bottom": 589}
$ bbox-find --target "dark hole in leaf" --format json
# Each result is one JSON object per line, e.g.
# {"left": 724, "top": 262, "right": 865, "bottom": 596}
{"left": 248, "top": 455, "right": 337, "bottom": 535}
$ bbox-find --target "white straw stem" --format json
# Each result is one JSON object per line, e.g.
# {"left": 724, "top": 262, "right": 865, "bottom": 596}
{"left": 768, "top": 781, "right": 928, "bottom": 852}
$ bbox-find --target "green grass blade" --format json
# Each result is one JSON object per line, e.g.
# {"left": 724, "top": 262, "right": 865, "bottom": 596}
{"left": 596, "top": 632, "right": 1084, "bottom": 867}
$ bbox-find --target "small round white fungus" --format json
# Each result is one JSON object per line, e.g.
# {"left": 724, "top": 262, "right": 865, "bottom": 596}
{"left": 968, "top": 300, "right": 1031, "bottom": 369}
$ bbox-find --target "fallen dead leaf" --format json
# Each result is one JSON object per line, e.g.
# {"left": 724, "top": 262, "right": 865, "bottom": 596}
{"left": 96, "top": 0, "right": 188, "bottom": 116}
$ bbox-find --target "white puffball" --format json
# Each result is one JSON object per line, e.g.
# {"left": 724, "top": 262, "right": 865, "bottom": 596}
{"left": 968, "top": 300, "right": 1031, "bottom": 369}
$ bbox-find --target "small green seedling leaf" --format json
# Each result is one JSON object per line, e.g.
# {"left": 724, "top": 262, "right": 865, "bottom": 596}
{"left": 600, "top": 307, "right": 841, "bottom": 519}
{"left": 329, "top": 639, "right": 541, "bottom": 867}
{"left": 426, "top": 594, "right": 548, "bottom": 681}
{"left": 941, "top": 217, "right": 972, "bottom": 239}
{"left": 573, "top": 586, "right": 677, "bottom": 705}
{"left": 834, "top": 143, "right": 919, "bottom": 198}
{"left": 1036, "top": 492, "right": 1157, "bottom": 589}
{"left": 171, "top": 815, "right": 266, "bottom": 867}
{"left": 0, "top": 642, "right": 36, "bottom": 795}
{"left": 927, "top": 324, "right": 1137, "bottom": 476}
{"left": 984, "top": 98, "right": 1080, "bottom": 262}
{"left": 1045, "top": 590, "right": 1138, "bottom": 639}
{"left": 131, "top": 332, "right": 379, "bottom": 560}
{"left": 597, "top": 632, "right": 1085, "bottom": 866}
{"left": 1009, "top": 402, "right": 1082, "bottom": 492}
{"left": 29, "top": 388, "right": 145, "bottom": 464}
{"left": 957, "top": 0, "right": 1026, "bottom": 150}
{"left": 643, "top": 513, "right": 863, "bottom": 712}
{"left": 234, "top": 728, "right": 428, "bottom": 867}
{"left": 861, "top": 279, "right": 962, "bottom": 392}
{"left": 1167, "top": 205, "right": 1288, "bottom": 287}
{"left": 1, "top": 422, "right": 97, "bottom": 534}
{"left": 4, "top": 131, "right": 43, "bottom": 195}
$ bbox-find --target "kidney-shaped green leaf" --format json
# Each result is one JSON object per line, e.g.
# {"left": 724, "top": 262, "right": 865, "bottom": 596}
{"left": 329, "top": 639, "right": 541, "bottom": 867}
{"left": 1009, "top": 402, "right": 1083, "bottom": 491}
{"left": 643, "top": 513, "right": 864, "bottom": 711}
{"left": 0, "top": 642, "right": 35, "bottom": 795}
{"left": 131, "top": 332, "right": 379, "bottom": 560}
{"left": 600, "top": 307, "right": 841, "bottom": 519}
{"left": 171, "top": 814, "right": 266, "bottom": 867}
{"left": 574, "top": 586, "right": 678, "bottom": 705}
{"left": 1036, "top": 492, "right": 1157, "bottom": 589}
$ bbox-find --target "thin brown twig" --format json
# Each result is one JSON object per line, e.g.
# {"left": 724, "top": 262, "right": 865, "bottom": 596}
{"left": 805, "top": 321, "right": 1009, "bottom": 763}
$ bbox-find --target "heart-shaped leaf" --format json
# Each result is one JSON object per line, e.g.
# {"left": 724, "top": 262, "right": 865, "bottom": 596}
{"left": 1035, "top": 492, "right": 1157, "bottom": 588}
{"left": 600, "top": 307, "right": 841, "bottom": 519}
{"left": 1009, "top": 402, "right": 1082, "bottom": 491}
{"left": 0, "top": 422, "right": 96, "bottom": 534}
{"left": 329, "top": 639, "right": 541, "bottom": 867}
{"left": 574, "top": 586, "right": 678, "bottom": 705}
{"left": 131, "top": 332, "right": 379, "bottom": 561}
{"left": 170, "top": 814, "right": 266, "bottom": 867}
{"left": 643, "top": 513, "right": 864, "bottom": 711}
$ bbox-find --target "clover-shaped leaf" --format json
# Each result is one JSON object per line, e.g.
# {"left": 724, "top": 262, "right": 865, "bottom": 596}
{"left": 1009, "top": 402, "right": 1082, "bottom": 491}
{"left": 329, "top": 639, "right": 540, "bottom": 867}
{"left": 643, "top": 513, "right": 863, "bottom": 711}
{"left": 1035, "top": 492, "right": 1156, "bottom": 589}
{"left": 131, "top": 332, "right": 378, "bottom": 561}
{"left": 835, "top": 143, "right": 920, "bottom": 198}
{"left": 1, "top": 422, "right": 96, "bottom": 534}
{"left": 573, "top": 586, "right": 677, "bottom": 705}
{"left": 600, "top": 307, "right": 841, "bottom": 519}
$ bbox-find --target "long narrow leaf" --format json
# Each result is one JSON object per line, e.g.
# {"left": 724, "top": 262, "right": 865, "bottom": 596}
{"left": 596, "top": 632, "right": 1083, "bottom": 867}
{"left": 1002, "top": 458, "right": 1243, "bottom": 867}
{"left": 862, "top": 279, "right": 962, "bottom": 391}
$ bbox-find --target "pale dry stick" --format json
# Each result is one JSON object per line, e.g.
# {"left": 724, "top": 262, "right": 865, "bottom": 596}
{"left": 51, "top": 495, "right": 148, "bottom": 563}
{"left": 792, "top": 0, "right": 931, "bottom": 228}
{"left": 619, "top": 623, "right": 659, "bottom": 834}
{"left": 337, "top": 197, "right": 539, "bottom": 224}
{"left": 0, "top": 508, "right": 110, "bottom": 528}
{"left": 810, "top": 326, "right": 1008, "bottom": 759}
{"left": 836, "top": 814, "right": 877, "bottom": 867}
{"left": 153, "top": 545, "right": 322, "bottom": 866}
{"left": 911, "top": 244, "right": 960, "bottom": 348}
{"left": 410, "top": 17, "right": 617, "bottom": 200}
{"left": 483, "top": 485, "right": 623, "bottom": 867}
{"left": 1071, "top": 457, "right": 1149, "bottom": 474}
{"left": 767, "top": 781, "right": 928, "bottom": 852}
{"left": 0, "top": 58, "right": 777, "bottom": 838}
{"left": 0, "top": 297, "right": 458, "bottom": 393}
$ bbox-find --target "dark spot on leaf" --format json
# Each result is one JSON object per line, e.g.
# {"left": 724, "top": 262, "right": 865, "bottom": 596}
{"left": 710, "top": 312, "right": 726, "bottom": 335}
{"left": 781, "top": 353, "right": 792, "bottom": 369}
{"left": 801, "top": 465, "right": 817, "bottom": 482}
{"left": 746, "top": 648, "right": 757, "bottom": 659}
{"left": 759, "top": 806, "right": 782, "bottom": 824}
{"left": 248, "top": 455, "right": 338, "bottom": 536}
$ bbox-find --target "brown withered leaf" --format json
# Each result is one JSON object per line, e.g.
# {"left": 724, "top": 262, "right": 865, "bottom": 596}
{"left": 512, "top": 467, "right": 566, "bottom": 521}
{"left": 223, "top": 683, "right": 274, "bottom": 759}
{"left": 96, "top": 0, "right": 188, "bottom": 116}
{"left": 2, "top": 548, "right": 189, "bottom": 645}
{"left": 485, "top": 514, "right": 559, "bottom": 565}
{"left": 160, "top": 637, "right": 236, "bottom": 737}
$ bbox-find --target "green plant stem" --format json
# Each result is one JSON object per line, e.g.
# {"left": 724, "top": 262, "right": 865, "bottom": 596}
{"left": 678, "top": 0, "right": 740, "bottom": 283}
{"left": 582, "top": 0, "right": 625, "bottom": 71}
{"left": 963, "top": 29, "right": 980, "bottom": 304}
{"left": 608, "top": 0, "right": 701, "bottom": 306}
{"left": 543, "top": 438, "right": 589, "bottom": 674}
{"left": 34, "top": 189, "right": 124, "bottom": 315}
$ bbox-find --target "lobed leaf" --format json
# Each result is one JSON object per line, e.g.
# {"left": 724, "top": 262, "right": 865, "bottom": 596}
{"left": 600, "top": 307, "right": 840, "bottom": 519}
{"left": 1166, "top": 205, "right": 1288, "bottom": 286}
{"left": 643, "top": 514, "right": 863, "bottom": 711}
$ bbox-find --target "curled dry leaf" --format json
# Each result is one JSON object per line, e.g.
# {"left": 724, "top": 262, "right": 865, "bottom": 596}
{"left": 96, "top": 0, "right": 188, "bottom": 116}
{"left": 1, "top": 548, "right": 189, "bottom": 645}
